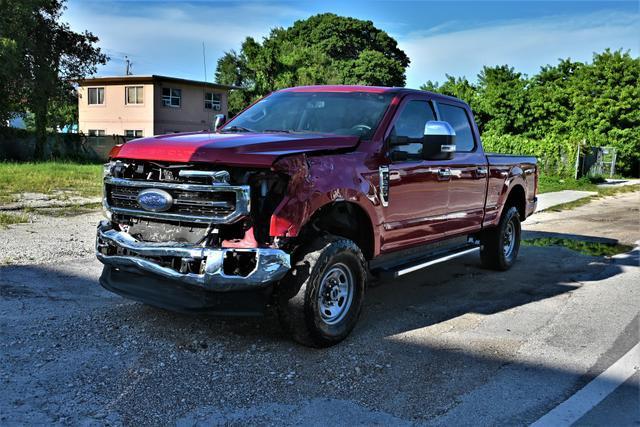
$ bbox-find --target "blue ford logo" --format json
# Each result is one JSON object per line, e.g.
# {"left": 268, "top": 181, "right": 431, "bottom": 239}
{"left": 137, "top": 189, "right": 173, "bottom": 212}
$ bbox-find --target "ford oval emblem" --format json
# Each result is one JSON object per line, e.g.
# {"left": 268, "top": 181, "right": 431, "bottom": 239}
{"left": 137, "top": 189, "right": 173, "bottom": 212}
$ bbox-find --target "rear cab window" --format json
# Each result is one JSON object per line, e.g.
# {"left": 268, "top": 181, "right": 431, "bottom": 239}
{"left": 437, "top": 103, "right": 476, "bottom": 152}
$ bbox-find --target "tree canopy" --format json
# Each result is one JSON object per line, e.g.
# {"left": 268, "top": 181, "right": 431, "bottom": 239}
{"left": 0, "top": 0, "right": 107, "bottom": 158}
{"left": 215, "top": 13, "right": 410, "bottom": 116}
{"left": 421, "top": 49, "right": 640, "bottom": 176}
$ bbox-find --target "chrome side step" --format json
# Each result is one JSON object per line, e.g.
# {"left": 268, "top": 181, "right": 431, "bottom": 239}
{"left": 373, "top": 244, "right": 480, "bottom": 279}
{"left": 396, "top": 246, "right": 479, "bottom": 277}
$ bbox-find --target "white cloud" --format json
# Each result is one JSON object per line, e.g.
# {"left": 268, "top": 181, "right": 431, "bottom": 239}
{"left": 399, "top": 10, "right": 640, "bottom": 88}
{"left": 63, "top": 1, "right": 306, "bottom": 79}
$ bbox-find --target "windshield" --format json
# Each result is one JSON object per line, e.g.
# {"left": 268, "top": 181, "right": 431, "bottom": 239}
{"left": 222, "top": 91, "right": 394, "bottom": 139}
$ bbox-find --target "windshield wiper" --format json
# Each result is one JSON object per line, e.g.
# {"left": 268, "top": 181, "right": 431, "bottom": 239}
{"left": 219, "top": 125, "right": 254, "bottom": 133}
{"left": 263, "top": 129, "right": 292, "bottom": 133}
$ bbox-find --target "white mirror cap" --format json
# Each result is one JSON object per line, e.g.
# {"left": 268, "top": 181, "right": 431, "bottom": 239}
{"left": 424, "top": 121, "right": 456, "bottom": 136}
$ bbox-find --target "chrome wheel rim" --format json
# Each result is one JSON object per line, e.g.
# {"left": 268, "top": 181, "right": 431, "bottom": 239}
{"left": 503, "top": 220, "right": 516, "bottom": 257}
{"left": 317, "top": 263, "right": 354, "bottom": 325}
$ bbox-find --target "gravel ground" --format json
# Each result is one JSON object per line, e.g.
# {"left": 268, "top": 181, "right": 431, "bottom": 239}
{"left": 1, "top": 193, "right": 639, "bottom": 425}
{"left": 0, "top": 211, "right": 102, "bottom": 265}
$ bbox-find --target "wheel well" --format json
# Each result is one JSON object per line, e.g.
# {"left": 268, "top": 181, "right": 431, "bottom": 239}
{"left": 505, "top": 185, "right": 526, "bottom": 219}
{"left": 299, "top": 202, "right": 374, "bottom": 260}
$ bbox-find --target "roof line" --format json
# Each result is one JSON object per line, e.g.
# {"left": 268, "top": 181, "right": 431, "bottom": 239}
{"left": 78, "top": 74, "right": 241, "bottom": 90}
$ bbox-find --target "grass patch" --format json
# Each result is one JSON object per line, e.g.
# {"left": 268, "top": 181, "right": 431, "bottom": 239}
{"left": 523, "top": 237, "right": 633, "bottom": 257}
{"left": 545, "top": 184, "right": 640, "bottom": 212}
{"left": 40, "top": 202, "right": 103, "bottom": 217}
{"left": 537, "top": 175, "right": 602, "bottom": 194}
{"left": 0, "top": 212, "right": 30, "bottom": 228}
{"left": 0, "top": 162, "right": 102, "bottom": 203}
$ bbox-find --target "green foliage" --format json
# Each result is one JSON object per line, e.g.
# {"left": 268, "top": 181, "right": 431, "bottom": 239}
{"left": 482, "top": 133, "right": 580, "bottom": 176}
{"left": 523, "top": 237, "right": 632, "bottom": 257}
{"left": 0, "top": 211, "right": 30, "bottom": 228}
{"left": 0, "top": 0, "right": 107, "bottom": 158}
{"left": 215, "top": 13, "right": 409, "bottom": 116}
{"left": 0, "top": 161, "right": 102, "bottom": 203}
{"left": 536, "top": 175, "right": 599, "bottom": 194}
{"left": 424, "top": 49, "right": 640, "bottom": 176}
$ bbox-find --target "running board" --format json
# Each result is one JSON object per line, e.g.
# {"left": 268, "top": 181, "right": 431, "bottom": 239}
{"left": 374, "top": 245, "right": 480, "bottom": 279}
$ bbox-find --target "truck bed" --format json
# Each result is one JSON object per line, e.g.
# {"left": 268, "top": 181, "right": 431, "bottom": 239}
{"left": 486, "top": 153, "right": 537, "bottom": 167}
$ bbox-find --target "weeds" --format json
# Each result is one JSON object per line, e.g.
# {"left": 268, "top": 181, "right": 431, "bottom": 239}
{"left": 523, "top": 237, "right": 633, "bottom": 257}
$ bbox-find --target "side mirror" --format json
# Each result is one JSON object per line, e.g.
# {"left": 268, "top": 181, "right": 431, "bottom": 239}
{"left": 422, "top": 121, "right": 456, "bottom": 160}
{"left": 213, "top": 114, "right": 226, "bottom": 131}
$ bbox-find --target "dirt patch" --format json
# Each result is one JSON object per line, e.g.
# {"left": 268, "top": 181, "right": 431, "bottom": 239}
{"left": 524, "top": 191, "right": 640, "bottom": 246}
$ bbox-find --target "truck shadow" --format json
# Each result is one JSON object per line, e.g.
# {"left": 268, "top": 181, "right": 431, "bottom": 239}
{"left": 361, "top": 238, "right": 632, "bottom": 338}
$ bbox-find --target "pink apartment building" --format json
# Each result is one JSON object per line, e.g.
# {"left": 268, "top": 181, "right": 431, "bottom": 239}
{"left": 78, "top": 75, "right": 236, "bottom": 137}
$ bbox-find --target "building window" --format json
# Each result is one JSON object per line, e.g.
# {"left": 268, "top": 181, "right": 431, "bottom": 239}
{"left": 87, "top": 87, "right": 104, "bottom": 105}
{"left": 125, "top": 130, "right": 143, "bottom": 138}
{"left": 88, "top": 129, "right": 105, "bottom": 136}
{"left": 204, "top": 92, "right": 221, "bottom": 110}
{"left": 125, "top": 86, "right": 143, "bottom": 104}
{"left": 162, "top": 88, "right": 181, "bottom": 107}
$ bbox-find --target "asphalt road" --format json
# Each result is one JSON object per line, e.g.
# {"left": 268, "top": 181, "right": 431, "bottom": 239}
{"left": 1, "top": 192, "right": 639, "bottom": 426}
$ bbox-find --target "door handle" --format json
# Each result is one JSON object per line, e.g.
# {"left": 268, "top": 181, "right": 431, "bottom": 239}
{"left": 438, "top": 168, "right": 451, "bottom": 179}
{"left": 476, "top": 166, "right": 488, "bottom": 177}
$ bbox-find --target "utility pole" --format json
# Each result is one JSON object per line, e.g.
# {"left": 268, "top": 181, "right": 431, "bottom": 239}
{"left": 125, "top": 56, "right": 133, "bottom": 75}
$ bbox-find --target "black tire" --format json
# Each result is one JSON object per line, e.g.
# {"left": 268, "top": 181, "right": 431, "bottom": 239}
{"left": 276, "top": 235, "right": 367, "bottom": 348}
{"left": 480, "top": 206, "right": 521, "bottom": 271}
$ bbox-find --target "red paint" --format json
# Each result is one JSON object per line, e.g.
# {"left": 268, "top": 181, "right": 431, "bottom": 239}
{"left": 222, "top": 227, "right": 258, "bottom": 249}
{"left": 112, "top": 85, "right": 537, "bottom": 258}
{"left": 279, "top": 85, "right": 399, "bottom": 94}
{"left": 113, "top": 132, "right": 360, "bottom": 167}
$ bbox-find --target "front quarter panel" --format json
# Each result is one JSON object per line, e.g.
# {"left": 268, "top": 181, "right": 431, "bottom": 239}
{"left": 269, "top": 152, "right": 383, "bottom": 253}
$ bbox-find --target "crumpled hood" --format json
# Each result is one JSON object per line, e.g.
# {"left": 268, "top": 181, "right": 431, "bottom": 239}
{"left": 111, "top": 131, "right": 360, "bottom": 167}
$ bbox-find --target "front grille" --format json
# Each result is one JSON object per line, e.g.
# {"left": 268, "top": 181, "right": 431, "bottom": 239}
{"left": 104, "top": 177, "right": 250, "bottom": 224}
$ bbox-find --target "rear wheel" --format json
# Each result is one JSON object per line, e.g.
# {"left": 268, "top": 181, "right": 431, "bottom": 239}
{"left": 276, "top": 235, "right": 366, "bottom": 348}
{"left": 480, "top": 206, "right": 521, "bottom": 270}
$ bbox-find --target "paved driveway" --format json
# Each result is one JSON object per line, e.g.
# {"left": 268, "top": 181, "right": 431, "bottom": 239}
{"left": 1, "top": 192, "right": 638, "bottom": 425}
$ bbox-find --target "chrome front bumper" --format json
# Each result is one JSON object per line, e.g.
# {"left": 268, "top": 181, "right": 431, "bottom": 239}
{"left": 95, "top": 221, "right": 291, "bottom": 292}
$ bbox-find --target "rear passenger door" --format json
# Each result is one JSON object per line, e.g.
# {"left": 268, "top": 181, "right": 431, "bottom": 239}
{"left": 436, "top": 102, "right": 488, "bottom": 235}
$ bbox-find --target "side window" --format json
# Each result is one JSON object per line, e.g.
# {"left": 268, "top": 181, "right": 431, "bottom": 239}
{"left": 389, "top": 100, "right": 436, "bottom": 161}
{"left": 438, "top": 103, "right": 475, "bottom": 152}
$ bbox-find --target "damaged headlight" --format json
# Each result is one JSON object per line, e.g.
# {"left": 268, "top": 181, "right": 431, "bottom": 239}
{"left": 103, "top": 160, "right": 116, "bottom": 178}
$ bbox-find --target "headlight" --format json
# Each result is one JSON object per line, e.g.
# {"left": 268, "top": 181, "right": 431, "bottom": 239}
{"left": 103, "top": 161, "right": 116, "bottom": 178}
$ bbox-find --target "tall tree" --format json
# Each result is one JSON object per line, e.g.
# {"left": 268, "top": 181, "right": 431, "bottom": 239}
{"left": 569, "top": 50, "right": 640, "bottom": 174}
{"left": 0, "top": 0, "right": 107, "bottom": 158}
{"left": 420, "top": 75, "right": 484, "bottom": 129}
{"left": 476, "top": 65, "right": 530, "bottom": 136}
{"left": 421, "top": 50, "right": 639, "bottom": 176}
{"left": 215, "top": 13, "right": 409, "bottom": 116}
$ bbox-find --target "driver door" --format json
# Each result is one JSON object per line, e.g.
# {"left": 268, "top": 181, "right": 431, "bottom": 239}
{"left": 379, "top": 97, "right": 450, "bottom": 253}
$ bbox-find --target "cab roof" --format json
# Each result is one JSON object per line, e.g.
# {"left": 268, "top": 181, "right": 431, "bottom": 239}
{"left": 276, "top": 85, "right": 464, "bottom": 104}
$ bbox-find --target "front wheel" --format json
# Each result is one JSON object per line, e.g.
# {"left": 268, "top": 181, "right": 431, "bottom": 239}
{"left": 480, "top": 206, "right": 521, "bottom": 270}
{"left": 276, "top": 235, "right": 367, "bottom": 348}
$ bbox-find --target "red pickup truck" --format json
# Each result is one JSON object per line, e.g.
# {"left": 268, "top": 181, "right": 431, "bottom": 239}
{"left": 96, "top": 85, "right": 537, "bottom": 347}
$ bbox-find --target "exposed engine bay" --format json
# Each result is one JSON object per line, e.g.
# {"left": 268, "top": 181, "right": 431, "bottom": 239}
{"left": 103, "top": 160, "right": 289, "bottom": 248}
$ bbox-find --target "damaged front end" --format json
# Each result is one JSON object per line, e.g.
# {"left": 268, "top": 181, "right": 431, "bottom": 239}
{"left": 96, "top": 159, "right": 292, "bottom": 313}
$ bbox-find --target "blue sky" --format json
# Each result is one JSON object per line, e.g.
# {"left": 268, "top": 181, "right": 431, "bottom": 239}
{"left": 65, "top": 0, "right": 639, "bottom": 88}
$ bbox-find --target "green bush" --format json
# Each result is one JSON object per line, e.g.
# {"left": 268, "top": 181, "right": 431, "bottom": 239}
{"left": 482, "top": 133, "right": 579, "bottom": 177}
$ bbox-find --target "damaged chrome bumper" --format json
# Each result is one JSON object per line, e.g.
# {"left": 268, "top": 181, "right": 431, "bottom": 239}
{"left": 95, "top": 221, "right": 291, "bottom": 292}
